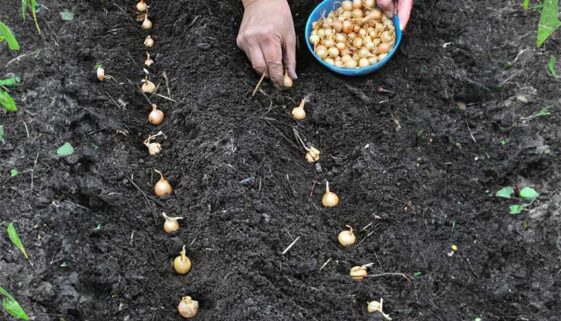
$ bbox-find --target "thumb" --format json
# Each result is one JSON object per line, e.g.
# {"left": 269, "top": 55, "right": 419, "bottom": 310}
{"left": 376, "top": 0, "right": 395, "bottom": 18}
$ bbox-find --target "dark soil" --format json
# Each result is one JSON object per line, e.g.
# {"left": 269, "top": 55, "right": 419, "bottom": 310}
{"left": 1, "top": 0, "right": 561, "bottom": 320}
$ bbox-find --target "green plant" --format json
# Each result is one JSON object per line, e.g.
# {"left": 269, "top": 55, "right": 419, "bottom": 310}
{"left": 496, "top": 185, "right": 539, "bottom": 215}
{"left": 56, "top": 142, "right": 74, "bottom": 156}
{"left": 0, "top": 22, "right": 20, "bottom": 51}
{"left": 523, "top": 0, "right": 530, "bottom": 9}
{"left": 0, "top": 286, "right": 29, "bottom": 320}
{"left": 10, "top": 169, "right": 18, "bottom": 177}
{"left": 548, "top": 55, "right": 559, "bottom": 79}
{"left": 0, "top": 77, "right": 20, "bottom": 112}
{"left": 7, "top": 223, "right": 29, "bottom": 260}
{"left": 526, "top": 106, "right": 551, "bottom": 120}
{"left": 537, "top": 0, "right": 560, "bottom": 47}
{"left": 0, "top": 126, "right": 4, "bottom": 143}
{"left": 21, "top": 0, "right": 41, "bottom": 35}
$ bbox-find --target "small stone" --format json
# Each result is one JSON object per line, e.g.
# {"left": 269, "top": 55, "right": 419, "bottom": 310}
{"left": 196, "top": 43, "right": 211, "bottom": 50}
{"left": 516, "top": 95, "right": 528, "bottom": 103}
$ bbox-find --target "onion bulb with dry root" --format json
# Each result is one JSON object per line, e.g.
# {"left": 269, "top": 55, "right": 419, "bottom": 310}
{"left": 177, "top": 296, "right": 199, "bottom": 319}
{"left": 305, "top": 146, "right": 320, "bottom": 163}
{"left": 148, "top": 104, "right": 164, "bottom": 125}
{"left": 162, "top": 212, "right": 183, "bottom": 234}
{"left": 283, "top": 70, "right": 293, "bottom": 88}
{"left": 367, "top": 298, "right": 392, "bottom": 320}
{"left": 142, "top": 14, "right": 153, "bottom": 30}
{"left": 96, "top": 65, "right": 105, "bottom": 81}
{"left": 173, "top": 245, "right": 192, "bottom": 275}
{"left": 144, "top": 52, "right": 154, "bottom": 66}
{"left": 309, "top": 0, "right": 396, "bottom": 68}
{"left": 350, "top": 265, "right": 368, "bottom": 281}
{"left": 142, "top": 77, "right": 156, "bottom": 94}
{"left": 154, "top": 169, "right": 172, "bottom": 196}
{"left": 136, "top": 0, "right": 147, "bottom": 12}
{"left": 291, "top": 97, "right": 308, "bottom": 121}
{"left": 338, "top": 225, "right": 356, "bottom": 246}
{"left": 144, "top": 35, "right": 154, "bottom": 48}
{"left": 322, "top": 181, "right": 339, "bottom": 208}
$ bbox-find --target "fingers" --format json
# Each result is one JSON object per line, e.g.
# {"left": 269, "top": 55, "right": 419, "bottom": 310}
{"left": 261, "top": 39, "right": 285, "bottom": 87}
{"left": 282, "top": 32, "right": 297, "bottom": 80}
{"left": 376, "top": 0, "right": 395, "bottom": 18}
{"left": 396, "top": 0, "right": 413, "bottom": 30}
{"left": 248, "top": 45, "right": 268, "bottom": 77}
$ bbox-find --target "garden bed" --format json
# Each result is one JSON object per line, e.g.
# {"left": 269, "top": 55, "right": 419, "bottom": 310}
{"left": 1, "top": 0, "right": 560, "bottom": 320}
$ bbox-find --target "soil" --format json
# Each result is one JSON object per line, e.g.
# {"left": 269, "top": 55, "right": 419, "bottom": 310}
{"left": 1, "top": 0, "right": 561, "bottom": 320}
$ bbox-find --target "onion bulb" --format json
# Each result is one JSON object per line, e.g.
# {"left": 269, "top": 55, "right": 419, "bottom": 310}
{"left": 143, "top": 131, "right": 165, "bottom": 155}
{"left": 350, "top": 265, "right": 368, "bottom": 281}
{"left": 96, "top": 66, "right": 105, "bottom": 81}
{"left": 154, "top": 170, "right": 172, "bottom": 196}
{"left": 148, "top": 104, "right": 164, "bottom": 125}
{"left": 173, "top": 245, "right": 191, "bottom": 275}
{"left": 338, "top": 225, "right": 356, "bottom": 247}
{"left": 144, "top": 35, "right": 154, "bottom": 48}
{"left": 283, "top": 70, "right": 293, "bottom": 88}
{"left": 142, "top": 16, "right": 153, "bottom": 30}
{"left": 162, "top": 212, "right": 184, "bottom": 234}
{"left": 178, "top": 296, "right": 199, "bottom": 319}
{"left": 352, "top": 0, "right": 362, "bottom": 9}
{"left": 305, "top": 146, "right": 320, "bottom": 163}
{"left": 341, "top": 1, "right": 353, "bottom": 11}
{"left": 136, "top": 0, "right": 147, "bottom": 12}
{"left": 367, "top": 298, "right": 392, "bottom": 320}
{"left": 291, "top": 97, "right": 307, "bottom": 121}
{"left": 144, "top": 52, "right": 154, "bottom": 66}
{"left": 142, "top": 78, "right": 156, "bottom": 94}
{"left": 363, "top": 0, "right": 375, "bottom": 8}
{"left": 322, "top": 181, "right": 339, "bottom": 207}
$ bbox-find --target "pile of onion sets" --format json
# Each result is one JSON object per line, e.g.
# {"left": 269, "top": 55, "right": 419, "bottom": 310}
{"left": 309, "top": 0, "right": 396, "bottom": 68}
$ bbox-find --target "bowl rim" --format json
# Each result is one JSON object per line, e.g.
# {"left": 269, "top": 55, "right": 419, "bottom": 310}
{"left": 304, "top": 0, "right": 402, "bottom": 76}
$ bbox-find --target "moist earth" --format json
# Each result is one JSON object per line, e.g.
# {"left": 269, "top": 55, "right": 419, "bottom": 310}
{"left": 1, "top": 1, "right": 560, "bottom": 320}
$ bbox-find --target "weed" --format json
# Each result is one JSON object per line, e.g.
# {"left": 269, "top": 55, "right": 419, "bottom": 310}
{"left": 7, "top": 223, "right": 29, "bottom": 260}
{"left": 0, "top": 286, "right": 29, "bottom": 320}
{"left": 56, "top": 142, "right": 74, "bottom": 157}
{"left": 21, "top": 0, "right": 41, "bottom": 35}
{"left": 496, "top": 185, "right": 539, "bottom": 215}
{"left": 526, "top": 106, "right": 551, "bottom": 120}
{"left": 548, "top": 55, "right": 558, "bottom": 79}
{"left": 0, "top": 21, "right": 20, "bottom": 51}
{"left": 0, "top": 126, "right": 4, "bottom": 143}
{"left": 10, "top": 169, "right": 18, "bottom": 177}
{"left": 0, "top": 77, "right": 20, "bottom": 112}
{"left": 536, "top": 0, "right": 560, "bottom": 47}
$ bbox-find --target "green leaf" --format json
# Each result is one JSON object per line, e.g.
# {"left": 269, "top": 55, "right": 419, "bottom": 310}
{"left": 0, "top": 22, "right": 20, "bottom": 51}
{"left": 523, "top": 0, "right": 529, "bottom": 9}
{"left": 0, "top": 125, "right": 4, "bottom": 143}
{"left": 0, "top": 286, "right": 29, "bottom": 320}
{"left": 496, "top": 186, "right": 514, "bottom": 199}
{"left": 56, "top": 142, "right": 74, "bottom": 156}
{"left": 548, "top": 55, "right": 559, "bottom": 79}
{"left": 537, "top": 0, "right": 561, "bottom": 47}
{"left": 509, "top": 204, "right": 523, "bottom": 215}
{"left": 0, "top": 90, "right": 17, "bottom": 112}
{"left": 60, "top": 10, "right": 74, "bottom": 21}
{"left": 527, "top": 106, "right": 551, "bottom": 120}
{"left": 519, "top": 187, "right": 539, "bottom": 200}
{"left": 0, "top": 77, "right": 21, "bottom": 87}
{"left": 10, "top": 169, "right": 18, "bottom": 177}
{"left": 7, "top": 223, "right": 28, "bottom": 260}
{"left": 30, "top": 0, "right": 41, "bottom": 35}
{"left": 22, "top": 0, "right": 28, "bottom": 19}
{"left": 500, "top": 139, "right": 509, "bottom": 145}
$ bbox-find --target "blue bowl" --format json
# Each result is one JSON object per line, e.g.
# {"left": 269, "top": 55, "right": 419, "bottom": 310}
{"left": 305, "top": 0, "right": 402, "bottom": 76}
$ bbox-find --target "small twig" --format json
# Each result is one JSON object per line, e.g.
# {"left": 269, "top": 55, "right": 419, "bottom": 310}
{"left": 356, "top": 230, "right": 375, "bottom": 247}
{"left": 252, "top": 73, "right": 266, "bottom": 97}
{"left": 365, "top": 272, "right": 411, "bottom": 282}
{"left": 319, "top": 258, "right": 332, "bottom": 271}
{"left": 105, "top": 90, "right": 126, "bottom": 110}
{"left": 282, "top": 236, "right": 300, "bottom": 255}
{"left": 162, "top": 71, "right": 172, "bottom": 99}
{"left": 155, "top": 93, "right": 177, "bottom": 102}
{"left": 465, "top": 120, "right": 477, "bottom": 143}
{"left": 30, "top": 153, "right": 39, "bottom": 193}
{"left": 127, "top": 175, "right": 152, "bottom": 208}
{"left": 22, "top": 120, "right": 30, "bottom": 139}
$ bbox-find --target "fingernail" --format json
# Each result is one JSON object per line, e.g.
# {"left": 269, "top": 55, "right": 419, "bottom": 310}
{"left": 294, "top": 73, "right": 298, "bottom": 79}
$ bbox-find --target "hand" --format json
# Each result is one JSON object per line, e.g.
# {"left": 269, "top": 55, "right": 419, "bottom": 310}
{"left": 237, "top": 0, "right": 297, "bottom": 87}
{"left": 376, "top": 0, "right": 413, "bottom": 31}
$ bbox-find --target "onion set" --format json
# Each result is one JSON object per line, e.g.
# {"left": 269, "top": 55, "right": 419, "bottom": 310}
{"left": 162, "top": 212, "right": 183, "bottom": 234}
{"left": 291, "top": 97, "right": 308, "bottom": 121}
{"left": 154, "top": 169, "right": 172, "bottom": 196}
{"left": 178, "top": 296, "right": 199, "bottom": 319}
{"left": 148, "top": 103, "right": 164, "bottom": 125}
{"left": 322, "top": 181, "right": 339, "bottom": 208}
{"left": 337, "top": 225, "right": 356, "bottom": 246}
{"left": 173, "top": 245, "right": 192, "bottom": 275}
{"left": 309, "top": 0, "right": 396, "bottom": 68}
{"left": 144, "top": 35, "right": 154, "bottom": 48}
{"left": 143, "top": 131, "right": 166, "bottom": 155}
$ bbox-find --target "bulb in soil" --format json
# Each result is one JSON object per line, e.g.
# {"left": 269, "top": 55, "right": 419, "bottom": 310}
{"left": 145, "top": 52, "right": 154, "bottom": 66}
{"left": 154, "top": 170, "right": 172, "bottom": 196}
{"left": 145, "top": 142, "right": 161, "bottom": 155}
{"left": 173, "top": 246, "right": 192, "bottom": 274}
{"left": 148, "top": 104, "right": 164, "bottom": 125}
{"left": 177, "top": 296, "right": 198, "bottom": 319}
{"left": 291, "top": 98, "right": 307, "bottom": 121}
{"left": 338, "top": 225, "right": 356, "bottom": 247}
{"left": 162, "top": 213, "right": 183, "bottom": 234}
{"left": 144, "top": 35, "right": 154, "bottom": 48}
{"left": 322, "top": 181, "right": 339, "bottom": 208}
{"left": 350, "top": 265, "right": 368, "bottom": 281}
{"left": 96, "top": 67, "right": 105, "bottom": 81}
{"left": 142, "top": 17, "right": 153, "bottom": 30}
{"left": 136, "top": 0, "right": 147, "bottom": 12}
{"left": 142, "top": 79, "right": 156, "bottom": 94}
{"left": 283, "top": 71, "right": 293, "bottom": 88}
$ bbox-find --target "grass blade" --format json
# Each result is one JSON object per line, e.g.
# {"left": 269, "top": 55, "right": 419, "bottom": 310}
{"left": 0, "top": 286, "right": 30, "bottom": 320}
{"left": 21, "top": 0, "right": 27, "bottom": 20}
{"left": 548, "top": 55, "right": 559, "bottom": 79}
{"left": 0, "top": 22, "right": 20, "bottom": 51}
{"left": 6, "top": 223, "right": 28, "bottom": 260}
{"left": 30, "top": 0, "right": 42, "bottom": 35}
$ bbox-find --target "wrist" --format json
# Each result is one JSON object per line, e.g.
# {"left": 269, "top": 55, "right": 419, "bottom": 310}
{"left": 242, "top": 0, "right": 259, "bottom": 8}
